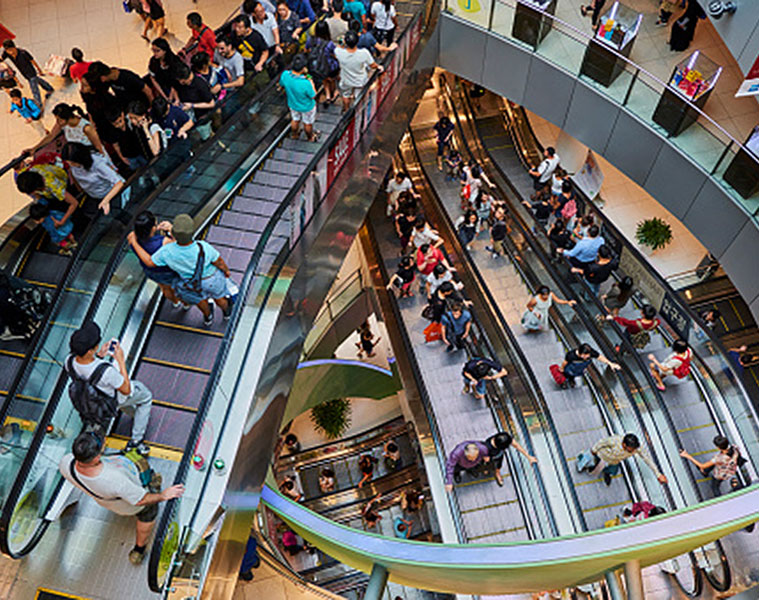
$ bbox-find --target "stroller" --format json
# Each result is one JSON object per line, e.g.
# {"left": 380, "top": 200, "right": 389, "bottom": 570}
{"left": 0, "top": 272, "right": 52, "bottom": 341}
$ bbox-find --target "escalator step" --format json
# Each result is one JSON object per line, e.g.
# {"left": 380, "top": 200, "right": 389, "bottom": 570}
{"left": 280, "top": 138, "right": 319, "bottom": 153}
{"left": 206, "top": 225, "right": 261, "bottom": 250}
{"left": 142, "top": 327, "right": 222, "bottom": 372}
{"left": 134, "top": 362, "right": 209, "bottom": 410}
{"left": 217, "top": 246, "right": 252, "bottom": 272}
{"left": 0, "top": 355, "right": 22, "bottom": 392}
{"left": 272, "top": 148, "right": 312, "bottom": 164}
{"left": 218, "top": 211, "right": 271, "bottom": 232}
{"left": 232, "top": 196, "right": 280, "bottom": 216}
{"left": 156, "top": 301, "right": 227, "bottom": 334}
{"left": 260, "top": 161, "right": 303, "bottom": 177}
{"left": 240, "top": 183, "right": 288, "bottom": 203}
{"left": 113, "top": 402, "right": 196, "bottom": 449}
{"left": 20, "top": 252, "right": 69, "bottom": 285}
{"left": 252, "top": 170, "right": 300, "bottom": 189}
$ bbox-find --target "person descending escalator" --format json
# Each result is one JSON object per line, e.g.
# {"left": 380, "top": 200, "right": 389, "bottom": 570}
{"left": 577, "top": 432, "right": 668, "bottom": 487}
{"left": 481, "top": 432, "right": 537, "bottom": 487}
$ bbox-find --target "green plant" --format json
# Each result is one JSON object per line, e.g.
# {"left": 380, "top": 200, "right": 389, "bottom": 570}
{"left": 310, "top": 398, "right": 352, "bottom": 439}
{"left": 635, "top": 217, "right": 673, "bottom": 251}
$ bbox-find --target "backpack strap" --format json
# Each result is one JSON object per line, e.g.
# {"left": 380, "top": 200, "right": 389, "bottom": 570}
{"left": 69, "top": 458, "right": 117, "bottom": 501}
{"left": 66, "top": 355, "right": 115, "bottom": 397}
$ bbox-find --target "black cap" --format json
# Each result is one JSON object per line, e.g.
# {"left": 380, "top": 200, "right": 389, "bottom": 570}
{"left": 69, "top": 321, "right": 101, "bottom": 356}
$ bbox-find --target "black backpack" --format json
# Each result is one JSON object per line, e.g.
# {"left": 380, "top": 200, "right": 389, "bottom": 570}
{"left": 65, "top": 356, "right": 119, "bottom": 429}
{"left": 308, "top": 38, "right": 332, "bottom": 79}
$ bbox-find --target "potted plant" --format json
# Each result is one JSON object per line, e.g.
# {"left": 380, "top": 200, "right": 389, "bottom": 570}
{"left": 310, "top": 398, "right": 352, "bottom": 440}
{"left": 635, "top": 217, "right": 673, "bottom": 252}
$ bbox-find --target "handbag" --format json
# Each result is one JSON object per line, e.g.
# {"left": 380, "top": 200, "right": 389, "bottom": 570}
{"left": 521, "top": 309, "right": 542, "bottom": 331}
{"left": 421, "top": 304, "right": 435, "bottom": 321}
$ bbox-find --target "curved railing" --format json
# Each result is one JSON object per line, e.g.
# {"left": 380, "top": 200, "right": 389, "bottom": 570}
{"left": 261, "top": 482, "right": 759, "bottom": 595}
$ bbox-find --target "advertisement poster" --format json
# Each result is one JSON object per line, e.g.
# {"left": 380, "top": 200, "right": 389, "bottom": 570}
{"left": 619, "top": 247, "right": 666, "bottom": 311}
{"left": 735, "top": 54, "right": 759, "bottom": 98}
{"left": 572, "top": 150, "right": 604, "bottom": 200}
{"left": 327, "top": 116, "right": 355, "bottom": 187}
{"left": 289, "top": 174, "right": 313, "bottom": 247}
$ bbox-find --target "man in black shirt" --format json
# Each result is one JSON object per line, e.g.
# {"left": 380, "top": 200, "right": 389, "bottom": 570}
{"left": 175, "top": 64, "right": 215, "bottom": 140}
{"left": 232, "top": 14, "right": 269, "bottom": 73}
{"left": 571, "top": 244, "right": 618, "bottom": 297}
{"left": 2, "top": 40, "right": 54, "bottom": 108}
{"left": 89, "top": 61, "right": 153, "bottom": 107}
{"left": 559, "top": 343, "right": 619, "bottom": 387}
{"left": 106, "top": 105, "right": 152, "bottom": 171}
{"left": 462, "top": 357, "right": 507, "bottom": 400}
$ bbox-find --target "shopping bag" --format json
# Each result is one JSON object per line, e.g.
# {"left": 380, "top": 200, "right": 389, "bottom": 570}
{"left": 576, "top": 450, "right": 596, "bottom": 473}
{"left": 549, "top": 364, "right": 566, "bottom": 387}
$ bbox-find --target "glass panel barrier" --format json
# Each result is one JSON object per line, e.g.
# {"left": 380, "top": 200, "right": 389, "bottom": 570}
{"left": 445, "top": 0, "right": 759, "bottom": 217}
{"left": 0, "top": 78, "right": 290, "bottom": 556}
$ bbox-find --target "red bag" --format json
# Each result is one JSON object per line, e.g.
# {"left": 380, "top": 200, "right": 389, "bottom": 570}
{"left": 672, "top": 352, "right": 691, "bottom": 379}
{"left": 424, "top": 322, "right": 442, "bottom": 343}
{"left": 549, "top": 364, "right": 566, "bottom": 386}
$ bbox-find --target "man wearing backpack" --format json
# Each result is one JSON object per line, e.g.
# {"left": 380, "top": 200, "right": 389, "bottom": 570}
{"left": 67, "top": 321, "right": 153, "bottom": 455}
{"left": 462, "top": 356, "right": 507, "bottom": 400}
{"left": 648, "top": 339, "right": 691, "bottom": 391}
{"left": 8, "top": 88, "right": 46, "bottom": 137}
{"left": 59, "top": 431, "right": 184, "bottom": 565}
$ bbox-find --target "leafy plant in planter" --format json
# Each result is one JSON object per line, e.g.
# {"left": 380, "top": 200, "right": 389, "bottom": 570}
{"left": 310, "top": 398, "right": 352, "bottom": 440}
{"left": 635, "top": 217, "right": 673, "bottom": 252}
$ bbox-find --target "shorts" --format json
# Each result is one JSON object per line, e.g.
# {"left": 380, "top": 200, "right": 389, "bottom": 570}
{"left": 136, "top": 502, "right": 158, "bottom": 522}
{"left": 290, "top": 106, "right": 317, "bottom": 125}
{"left": 338, "top": 80, "right": 362, "bottom": 98}
{"left": 176, "top": 267, "right": 228, "bottom": 304}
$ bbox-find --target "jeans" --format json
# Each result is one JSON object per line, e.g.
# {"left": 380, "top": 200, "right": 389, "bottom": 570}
{"left": 127, "top": 155, "right": 149, "bottom": 171}
{"left": 602, "top": 462, "right": 620, "bottom": 479}
{"left": 464, "top": 377, "right": 486, "bottom": 396}
{"left": 587, "top": 281, "right": 601, "bottom": 296}
{"left": 26, "top": 75, "right": 54, "bottom": 108}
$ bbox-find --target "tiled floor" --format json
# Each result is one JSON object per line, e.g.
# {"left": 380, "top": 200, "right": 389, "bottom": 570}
{"left": 0, "top": 0, "right": 242, "bottom": 223}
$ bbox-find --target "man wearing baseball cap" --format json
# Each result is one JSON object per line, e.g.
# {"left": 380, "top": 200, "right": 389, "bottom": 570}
{"left": 126, "top": 213, "right": 232, "bottom": 327}
{"left": 67, "top": 321, "right": 153, "bottom": 455}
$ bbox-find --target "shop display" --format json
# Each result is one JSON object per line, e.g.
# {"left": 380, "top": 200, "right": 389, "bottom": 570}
{"left": 652, "top": 50, "right": 720, "bottom": 137}
{"left": 724, "top": 125, "right": 759, "bottom": 199}
{"left": 512, "top": 0, "right": 557, "bottom": 50}
{"left": 579, "top": 2, "right": 642, "bottom": 87}
{"left": 593, "top": 2, "right": 642, "bottom": 51}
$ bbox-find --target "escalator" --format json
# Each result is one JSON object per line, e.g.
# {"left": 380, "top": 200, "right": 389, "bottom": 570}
{"left": 0, "top": 4, "right": 432, "bottom": 598}
{"left": 444, "top": 76, "right": 755, "bottom": 594}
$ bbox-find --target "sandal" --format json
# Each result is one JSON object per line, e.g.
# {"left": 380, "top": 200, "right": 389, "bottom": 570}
{"left": 656, "top": 383, "right": 666, "bottom": 392}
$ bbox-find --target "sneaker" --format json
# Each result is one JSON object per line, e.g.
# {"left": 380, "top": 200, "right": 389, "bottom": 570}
{"left": 462, "top": 384, "right": 470, "bottom": 394}
{"left": 125, "top": 439, "right": 151, "bottom": 456}
{"left": 568, "top": 379, "right": 576, "bottom": 388}
{"left": 655, "top": 19, "right": 667, "bottom": 27}
{"left": 171, "top": 300, "right": 183, "bottom": 309}
{"left": 453, "top": 471, "right": 462, "bottom": 484}
{"left": 203, "top": 311, "right": 214, "bottom": 327}
{"left": 603, "top": 471, "right": 612, "bottom": 486}
{"left": 129, "top": 547, "right": 146, "bottom": 565}
{"left": 580, "top": 5, "right": 587, "bottom": 16}
{"left": 181, "top": 302, "right": 191, "bottom": 311}
{"left": 446, "top": 344, "right": 454, "bottom": 353}
{"left": 222, "top": 305, "right": 233, "bottom": 321}
{"left": 239, "top": 571, "right": 254, "bottom": 581}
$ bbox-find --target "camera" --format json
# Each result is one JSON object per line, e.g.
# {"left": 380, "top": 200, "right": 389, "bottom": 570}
{"left": 707, "top": 0, "right": 737, "bottom": 18}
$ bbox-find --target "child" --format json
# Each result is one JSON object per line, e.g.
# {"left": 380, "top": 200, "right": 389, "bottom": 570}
{"left": 444, "top": 149, "right": 462, "bottom": 182}
{"left": 9, "top": 89, "right": 46, "bottom": 137}
{"left": 485, "top": 206, "right": 508, "bottom": 259}
{"left": 29, "top": 203, "right": 77, "bottom": 256}
{"left": 356, "top": 327, "right": 381, "bottom": 358}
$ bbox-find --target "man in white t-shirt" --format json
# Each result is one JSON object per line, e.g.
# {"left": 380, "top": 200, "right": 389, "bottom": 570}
{"left": 60, "top": 431, "right": 184, "bottom": 564}
{"left": 410, "top": 215, "right": 443, "bottom": 249}
{"left": 67, "top": 321, "right": 153, "bottom": 455}
{"left": 385, "top": 171, "right": 413, "bottom": 215}
{"left": 528, "top": 146, "right": 560, "bottom": 190}
{"left": 334, "top": 30, "right": 382, "bottom": 112}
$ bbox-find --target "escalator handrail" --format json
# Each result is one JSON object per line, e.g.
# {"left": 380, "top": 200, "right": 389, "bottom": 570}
{"left": 0, "top": 74, "right": 288, "bottom": 558}
{"left": 402, "top": 131, "right": 564, "bottom": 538}
{"left": 444, "top": 77, "right": 685, "bottom": 513}
{"left": 150, "top": 12, "right": 432, "bottom": 590}
{"left": 505, "top": 102, "right": 759, "bottom": 466}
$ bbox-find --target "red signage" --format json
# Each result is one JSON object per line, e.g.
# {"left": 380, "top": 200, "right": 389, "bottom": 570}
{"left": 327, "top": 116, "right": 356, "bottom": 187}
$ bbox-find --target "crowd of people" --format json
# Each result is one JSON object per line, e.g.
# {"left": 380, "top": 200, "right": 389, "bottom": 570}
{"left": 5, "top": 0, "right": 402, "bottom": 265}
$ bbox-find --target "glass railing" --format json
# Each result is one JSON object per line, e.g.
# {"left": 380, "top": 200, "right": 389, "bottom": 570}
{"left": 149, "top": 7, "right": 432, "bottom": 592}
{"left": 302, "top": 269, "right": 366, "bottom": 357}
{"left": 442, "top": 0, "right": 759, "bottom": 218}
{"left": 0, "top": 75, "right": 290, "bottom": 557}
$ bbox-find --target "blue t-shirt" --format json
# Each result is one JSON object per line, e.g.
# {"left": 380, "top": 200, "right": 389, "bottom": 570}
{"left": 151, "top": 240, "right": 220, "bottom": 280}
{"left": 40, "top": 210, "right": 73, "bottom": 244}
{"left": 157, "top": 105, "right": 191, "bottom": 144}
{"left": 279, "top": 70, "right": 316, "bottom": 112}
{"left": 441, "top": 309, "right": 471, "bottom": 336}
{"left": 344, "top": 0, "right": 366, "bottom": 22}
{"left": 358, "top": 31, "right": 378, "bottom": 54}
{"left": 10, "top": 97, "right": 41, "bottom": 120}
{"left": 287, "top": 0, "right": 315, "bottom": 23}
{"left": 565, "top": 235, "right": 605, "bottom": 263}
